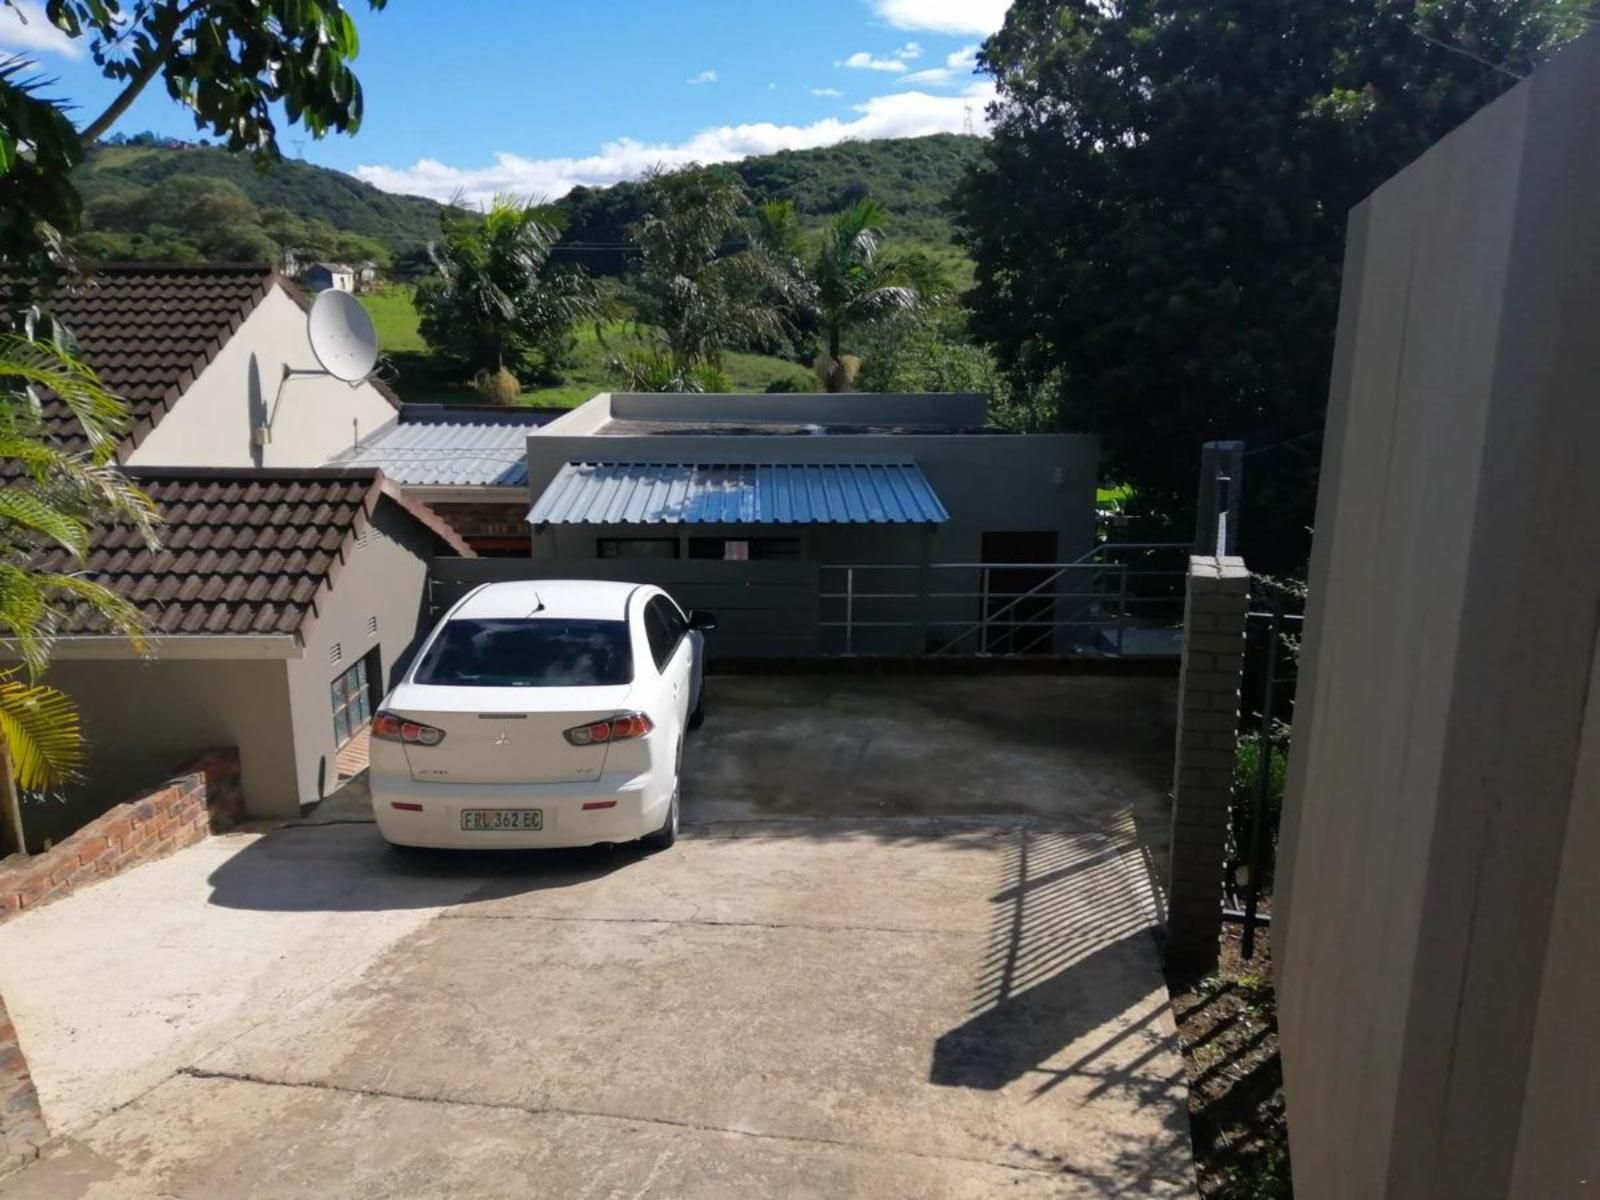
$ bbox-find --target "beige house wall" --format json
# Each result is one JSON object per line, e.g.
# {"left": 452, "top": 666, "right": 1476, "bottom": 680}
{"left": 1275, "top": 32, "right": 1600, "bottom": 1199}
{"left": 283, "top": 497, "right": 440, "bottom": 810}
{"left": 36, "top": 658, "right": 296, "bottom": 839}
{"left": 125, "top": 285, "right": 396, "bottom": 470}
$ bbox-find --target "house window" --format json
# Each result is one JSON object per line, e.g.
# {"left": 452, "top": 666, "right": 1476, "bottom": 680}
{"left": 331, "top": 655, "right": 374, "bottom": 748}
{"left": 689, "top": 537, "right": 801, "bottom": 562}
{"left": 598, "top": 538, "right": 679, "bottom": 560}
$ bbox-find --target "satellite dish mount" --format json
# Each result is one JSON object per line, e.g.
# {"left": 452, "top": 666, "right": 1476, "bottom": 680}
{"left": 256, "top": 290, "right": 381, "bottom": 446}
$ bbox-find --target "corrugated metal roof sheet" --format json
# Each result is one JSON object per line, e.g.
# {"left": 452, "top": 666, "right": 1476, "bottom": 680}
{"left": 527, "top": 462, "right": 950, "bottom": 526}
{"left": 330, "top": 414, "right": 553, "bottom": 487}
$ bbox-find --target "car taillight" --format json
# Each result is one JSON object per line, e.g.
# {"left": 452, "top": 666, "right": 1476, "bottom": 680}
{"left": 563, "top": 712, "right": 654, "bottom": 747}
{"left": 372, "top": 712, "right": 446, "bottom": 746}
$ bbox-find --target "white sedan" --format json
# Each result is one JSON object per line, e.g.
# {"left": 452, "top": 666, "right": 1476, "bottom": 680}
{"left": 370, "top": 579, "right": 713, "bottom": 851}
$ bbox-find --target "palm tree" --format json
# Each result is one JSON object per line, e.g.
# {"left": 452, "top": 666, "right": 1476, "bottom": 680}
{"left": 415, "top": 195, "right": 606, "bottom": 393}
{"left": 0, "top": 323, "right": 159, "bottom": 855}
{"left": 628, "top": 166, "right": 794, "bottom": 385}
{"left": 811, "top": 199, "right": 918, "bottom": 392}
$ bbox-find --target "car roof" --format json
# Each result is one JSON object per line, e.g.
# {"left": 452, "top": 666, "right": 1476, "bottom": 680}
{"left": 452, "top": 579, "right": 644, "bottom": 622}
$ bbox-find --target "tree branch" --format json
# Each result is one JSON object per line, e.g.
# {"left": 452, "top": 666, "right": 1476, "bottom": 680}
{"left": 76, "top": 0, "right": 208, "bottom": 145}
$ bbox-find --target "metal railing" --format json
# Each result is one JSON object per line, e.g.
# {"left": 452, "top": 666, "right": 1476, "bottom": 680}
{"left": 1226, "top": 577, "right": 1306, "bottom": 959}
{"left": 818, "top": 542, "right": 1191, "bottom": 658}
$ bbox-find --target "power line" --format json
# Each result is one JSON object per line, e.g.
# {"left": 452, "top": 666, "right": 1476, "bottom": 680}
{"left": 1243, "top": 430, "right": 1321, "bottom": 458}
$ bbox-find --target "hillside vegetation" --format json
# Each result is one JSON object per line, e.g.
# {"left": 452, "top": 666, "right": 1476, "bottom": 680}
{"left": 71, "top": 133, "right": 984, "bottom": 409}
{"left": 69, "top": 133, "right": 979, "bottom": 272}
{"left": 555, "top": 134, "right": 982, "bottom": 277}
{"left": 72, "top": 138, "right": 439, "bottom": 265}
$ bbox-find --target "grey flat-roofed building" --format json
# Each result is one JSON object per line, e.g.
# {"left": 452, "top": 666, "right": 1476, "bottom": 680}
{"left": 514, "top": 392, "right": 1100, "bottom": 655}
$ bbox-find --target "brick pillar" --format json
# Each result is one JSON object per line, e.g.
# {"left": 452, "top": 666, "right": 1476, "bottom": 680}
{"left": 1165, "top": 554, "right": 1250, "bottom": 969}
{"left": 0, "top": 991, "right": 46, "bottom": 1176}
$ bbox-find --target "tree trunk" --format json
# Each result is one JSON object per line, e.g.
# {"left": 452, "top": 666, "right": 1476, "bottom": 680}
{"left": 0, "top": 734, "right": 26, "bottom": 860}
{"left": 826, "top": 324, "right": 843, "bottom": 393}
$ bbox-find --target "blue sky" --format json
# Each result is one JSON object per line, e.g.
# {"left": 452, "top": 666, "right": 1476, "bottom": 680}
{"left": 0, "top": 0, "right": 1007, "bottom": 203}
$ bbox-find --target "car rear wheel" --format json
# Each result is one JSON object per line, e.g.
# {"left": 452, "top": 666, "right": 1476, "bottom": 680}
{"left": 644, "top": 781, "right": 679, "bottom": 851}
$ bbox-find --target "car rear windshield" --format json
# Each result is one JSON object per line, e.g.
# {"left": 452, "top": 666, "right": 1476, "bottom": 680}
{"left": 412, "top": 618, "right": 633, "bottom": 687}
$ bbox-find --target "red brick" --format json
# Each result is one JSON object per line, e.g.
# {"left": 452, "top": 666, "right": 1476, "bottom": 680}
{"left": 13, "top": 877, "right": 51, "bottom": 908}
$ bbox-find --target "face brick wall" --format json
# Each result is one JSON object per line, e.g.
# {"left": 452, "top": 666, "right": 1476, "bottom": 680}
{"left": 0, "top": 746, "right": 242, "bottom": 924}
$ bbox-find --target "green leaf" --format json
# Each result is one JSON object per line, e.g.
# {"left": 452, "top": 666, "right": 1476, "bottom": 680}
{"left": 0, "top": 489, "right": 90, "bottom": 558}
{"left": 0, "top": 669, "right": 83, "bottom": 792}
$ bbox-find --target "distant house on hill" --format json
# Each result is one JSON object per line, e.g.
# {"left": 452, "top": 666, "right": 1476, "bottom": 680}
{"left": 354, "top": 261, "right": 381, "bottom": 291}
{"left": 302, "top": 261, "right": 355, "bottom": 293}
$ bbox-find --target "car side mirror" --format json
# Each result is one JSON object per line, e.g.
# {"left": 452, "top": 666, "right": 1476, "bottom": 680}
{"left": 689, "top": 610, "right": 718, "bottom": 632}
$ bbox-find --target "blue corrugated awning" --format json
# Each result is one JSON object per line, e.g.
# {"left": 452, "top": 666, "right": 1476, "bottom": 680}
{"left": 527, "top": 462, "right": 949, "bottom": 526}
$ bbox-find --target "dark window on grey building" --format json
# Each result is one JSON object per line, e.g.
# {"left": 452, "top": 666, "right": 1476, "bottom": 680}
{"left": 598, "top": 538, "right": 679, "bottom": 560}
{"left": 688, "top": 537, "right": 801, "bottom": 561}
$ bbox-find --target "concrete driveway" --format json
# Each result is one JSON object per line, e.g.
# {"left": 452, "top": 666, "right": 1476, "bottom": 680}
{"left": 0, "top": 674, "right": 1190, "bottom": 1199}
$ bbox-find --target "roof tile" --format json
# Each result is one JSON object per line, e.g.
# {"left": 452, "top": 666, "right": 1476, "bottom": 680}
{"left": 35, "top": 468, "right": 385, "bottom": 640}
{"left": 7, "top": 265, "right": 400, "bottom": 456}
{"left": 4, "top": 266, "right": 274, "bottom": 453}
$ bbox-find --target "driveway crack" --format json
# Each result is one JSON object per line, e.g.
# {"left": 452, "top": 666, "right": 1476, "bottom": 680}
{"left": 174, "top": 1067, "right": 1087, "bottom": 1180}
{"left": 437, "top": 912, "right": 980, "bottom": 937}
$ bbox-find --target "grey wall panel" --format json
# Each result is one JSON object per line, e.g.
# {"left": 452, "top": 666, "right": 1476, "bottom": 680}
{"left": 1275, "top": 33, "right": 1600, "bottom": 1199}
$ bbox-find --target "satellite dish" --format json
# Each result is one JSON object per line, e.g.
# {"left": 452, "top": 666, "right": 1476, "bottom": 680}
{"left": 307, "top": 290, "right": 379, "bottom": 383}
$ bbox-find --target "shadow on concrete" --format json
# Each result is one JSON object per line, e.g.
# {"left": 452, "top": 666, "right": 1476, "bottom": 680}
{"left": 929, "top": 828, "right": 1191, "bottom": 1194}
{"left": 205, "top": 823, "right": 652, "bottom": 913}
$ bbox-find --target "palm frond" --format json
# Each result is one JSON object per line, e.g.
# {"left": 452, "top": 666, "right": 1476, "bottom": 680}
{"left": 0, "top": 669, "right": 83, "bottom": 792}
{"left": 847, "top": 285, "right": 920, "bottom": 323}
{"left": 0, "top": 334, "right": 127, "bottom": 458}
{"left": 0, "top": 487, "right": 90, "bottom": 557}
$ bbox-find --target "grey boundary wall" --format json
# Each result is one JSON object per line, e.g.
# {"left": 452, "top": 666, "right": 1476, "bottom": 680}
{"left": 1273, "top": 31, "right": 1600, "bottom": 1199}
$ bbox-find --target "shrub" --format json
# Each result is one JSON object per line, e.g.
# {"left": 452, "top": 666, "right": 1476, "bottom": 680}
{"left": 690, "top": 364, "right": 733, "bottom": 394}
{"left": 472, "top": 367, "right": 521, "bottom": 406}
{"left": 1227, "top": 731, "right": 1289, "bottom": 899}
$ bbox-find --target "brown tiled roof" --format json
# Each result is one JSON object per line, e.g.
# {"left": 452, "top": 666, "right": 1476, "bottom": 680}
{"left": 7, "top": 264, "right": 399, "bottom": 455}
{"left": 42, "top": 468, "right": 472, "bottom": 641}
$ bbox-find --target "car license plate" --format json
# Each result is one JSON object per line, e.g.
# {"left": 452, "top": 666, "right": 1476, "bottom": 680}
{"left": 460, "top": 809, "right": 543, "bottom": 832}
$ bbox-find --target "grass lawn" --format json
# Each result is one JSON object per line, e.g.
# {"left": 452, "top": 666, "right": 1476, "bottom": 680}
{"left": 360, "top": 285, "right": 815, "bottom": 409}
{"left": 359, "top": 285, "right": 428, "bottom": 353}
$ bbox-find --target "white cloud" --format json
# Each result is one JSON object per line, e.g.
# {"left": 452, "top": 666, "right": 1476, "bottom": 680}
{"left": 0, "top": 0, "right": 82, "bottom": 58}
{"left": 810, "top": 87, "right": 845, "bottom": 98}
{"left": 687, "top": 69, "right": 719, "bottom": 85}
{"left": 839, "top": 51, "right": 905, "bottom": 73}
{"left": 870, "top": 0, "right": 1010, "bottom": 36}
{"left": 355, "top": 83, "right": 996, "bottom": 207}
{"left": 898, "top": 43, "right": 980, "bottom": 88}
{"left": 837, "top": 41, "right": 922, "bottom": 73}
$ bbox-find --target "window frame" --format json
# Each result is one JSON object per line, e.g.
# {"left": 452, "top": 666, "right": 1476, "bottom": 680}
{"left": 330, "top": 654, "right": 374, "bottom": 748}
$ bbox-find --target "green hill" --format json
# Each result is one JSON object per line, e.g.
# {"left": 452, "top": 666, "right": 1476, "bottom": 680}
{"left": 555, "top": 133, "right": 982, "bottom": 277}
{"left": 71, "top": 133, "right": 986, "bottom": 407}
{"left": 69, "top": 132, "right": 982, "bottom": 274}
{"left": 72, "top": 139, "right": 440, "bottom": 264}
